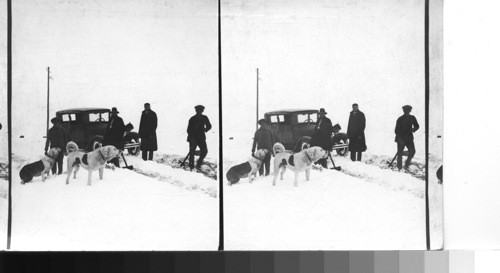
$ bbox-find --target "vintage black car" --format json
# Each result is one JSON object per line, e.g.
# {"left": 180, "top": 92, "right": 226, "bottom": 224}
{"left": 56, "top": 108, "right": 140, "bottom": 154}
{"left": 264, "top": 109, "right": 348, "bottom": 155}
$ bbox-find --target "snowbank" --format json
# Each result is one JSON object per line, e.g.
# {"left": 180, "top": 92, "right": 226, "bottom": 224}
{"left": 125, "top": 155, "right": 218, "bottom": 198}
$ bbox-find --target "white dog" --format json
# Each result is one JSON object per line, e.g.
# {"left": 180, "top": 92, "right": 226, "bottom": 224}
{"left": 272, "top": 142, "right": 328, "bottom": 187}
{"left": 65, "top": 141, "right": 121, "bottom": 186}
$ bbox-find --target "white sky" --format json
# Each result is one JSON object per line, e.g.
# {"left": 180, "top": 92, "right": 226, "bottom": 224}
{"left": 11, "top": 0, "right": 218, "bottom": 153}
{"left": 222, "top": 0, "right": 430, "bottom": 156}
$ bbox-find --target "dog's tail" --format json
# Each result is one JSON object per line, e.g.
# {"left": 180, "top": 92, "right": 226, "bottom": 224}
{"left": 66, "top": 141, "right": 79, "bottom": 154}
{"left": 273, "top": 142, "right": 286, "bottom": 155}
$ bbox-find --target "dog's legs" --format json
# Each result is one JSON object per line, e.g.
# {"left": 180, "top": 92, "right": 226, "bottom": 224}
{"left": 99, "top": 168, "right": 104, "bottom": 180}
{"left": 305, "top": 168, "right": 311, "bottom": 181}
{"left": 272, "top": 161, "right": 279, "bottom": 186}
{"left": 294, "top": 171, "right": 299, "bottom": 187}
{"left": 41, "top": 171, "right": 46, "bottom": 182}
{"left": 66, "top": 165, "right": 72, "bottom": 184}
{"left": 73, "top": 165, "right": 79, "bottom": 179}
{"left": 87, "top": 170, "right": 92, "bottom": 186}
{"left": 280, "top": 167, "right": 286, "bottom": 181}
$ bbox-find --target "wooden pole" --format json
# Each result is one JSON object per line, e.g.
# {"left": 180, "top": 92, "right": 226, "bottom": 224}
{"left": 46, "top": 66, "right": 50, "bottom": 135}
{"left": 256, "top": 68, "right": 259, "bottom": 131}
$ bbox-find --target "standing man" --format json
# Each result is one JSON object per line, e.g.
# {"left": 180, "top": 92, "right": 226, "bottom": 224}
{"left": 347, "top": 103, "right": 367, "bottom": 161}
{"left": 103, "top": 107, "right": 125, "bottom": 167}
{"left": 45, "top": 117, "right": 68, "bottom": 175}
{"left": 187, "top": 105, "right": 212, "bottom": 170}
{"left": 139, "top": 103, "right": 158, "bottom": 161}
{"left": 252, "top": 119, "right": 275, "bottom": 176}
{"left": 395, "top": 105, "right": 420, "bottom": 170}
{"left": 310, "top": 108, "right": 333, "bottom": 168}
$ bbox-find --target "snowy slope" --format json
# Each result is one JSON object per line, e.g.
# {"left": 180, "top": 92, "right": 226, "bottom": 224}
{"left": 10, "top": 155, "right": 218, "bottom": 250}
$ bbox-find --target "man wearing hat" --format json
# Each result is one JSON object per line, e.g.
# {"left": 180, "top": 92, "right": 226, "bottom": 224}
{"left": 103, "top": 107, "right": 125, "bottom": 167}
{"left": 310, "top": 108, "right": 333, "bottom": 168}
{"left": 347, "top": 103, "right": 367, "bottom": 161}
{"left": 187, "top": 105, "right": 212, "bottom": 170}
{"left": 252, "top": 118, "right": 275, "bottom": 176}
{"left": 139, "top": 103, "right": 158, "bottom": 161}
{"left": 45, "top": 117, "right": 68, "bottom": 175}
{"left": 394, "top": 105, "right": 420, "bottom": 170}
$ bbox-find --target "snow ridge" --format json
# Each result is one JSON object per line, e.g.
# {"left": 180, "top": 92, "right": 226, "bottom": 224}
{"left": 125, "top": 155, "right": 218, "bottom": 198}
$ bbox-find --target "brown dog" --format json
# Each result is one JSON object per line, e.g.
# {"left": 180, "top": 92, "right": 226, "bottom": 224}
{"left": 226, "top": 149, "right": 268, "bottom": 186}
{"left": 19, "top": 147, "right": 61, "bottom": 184}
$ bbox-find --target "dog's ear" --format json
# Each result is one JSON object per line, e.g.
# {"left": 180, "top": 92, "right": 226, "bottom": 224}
{"left": 101, "top": 147, "right": 108, "bottom": 157}
{"left": 307, "top": 148, "right": 315, "bottom": 160}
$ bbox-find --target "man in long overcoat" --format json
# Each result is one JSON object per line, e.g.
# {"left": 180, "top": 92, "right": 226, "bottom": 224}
{"left": 347, "top": 103, "right": 367, "bottom": 161}
{"left": 252, "top": 119, "right": 275, "bottom": 176}
{"left": 45, "top": 117, "right": 68, "bottom": 175}
{"left": 310, "top": 108, "right": 333, "bottom": 168}
{"left": 139, "top": 103, "right": 158, "bottom": 161}
{"left": 103, "top": 107, "right": 125, "bottom": 167}
{"left": 187, "top": 105, "right": 212, "bottom": 170}
{"left": 395, "top": 105, "right": 420, "bottom": 170}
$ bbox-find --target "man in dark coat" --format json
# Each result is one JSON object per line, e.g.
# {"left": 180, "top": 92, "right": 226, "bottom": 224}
{"left": 395, "top": 105, "right": 420, "bottom": 170}
{"left": 347, "top": 103, "right": 367, "bottom": 161}
{"left": 187, "top": 105, "right": 212, "bottom": 170}
{"left": 103, "top": 107, "right": 125, "bottom": 167}
{"left": 252, "top": 119, "right": 275, "bottom": 176}
{"left": 45, "top": 117, "right": 68, "bottom": 175}
{"left": 310, "top": 108, "right": 333, "bottom": 168}
{"left": 139, "top": 103, "right": 158, "bottom": 161}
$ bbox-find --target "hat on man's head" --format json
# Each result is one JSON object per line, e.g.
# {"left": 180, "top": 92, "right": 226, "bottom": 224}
{"left": 51, "top": 117, "right": 61, "bottom": 124}
{"left": 111, "top": 107, "right": 120, "bottom": 114}
{"left": 144, "top": 103, "right": 150, "bottom": 106}
{"left": 258, "top": 119, "right": 268, "bottom": 125}
{"left": 352, "top": 103, "right": 358, "bottom": 107}
{"left": 402, "top": 105, "right": 412, "bottom": 110}
{"left": 319, "top": 108, "right": 327, "bottom": 115}
{"left": 195, "top": 105, "right": 205, "bottom": 110}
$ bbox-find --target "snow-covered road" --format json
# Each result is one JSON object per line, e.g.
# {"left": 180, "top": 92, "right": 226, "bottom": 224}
{"left": 225, "top": 168, "right": 428, "bottom": 250}
{"left": 223, "top": 136, "right": 443, "bottom": 250}
{"left": 9, "top": 156, "right": 219, "bottom": 250}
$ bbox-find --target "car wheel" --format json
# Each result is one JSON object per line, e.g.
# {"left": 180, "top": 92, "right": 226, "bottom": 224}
{"left": 126, "top": 137, "right": 140, "bottom": 155}
{"left": 124, "top": 132, "right": 140, "bottom": 155}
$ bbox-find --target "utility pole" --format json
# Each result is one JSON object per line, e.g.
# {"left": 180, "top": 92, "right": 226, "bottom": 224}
{"left": 256, "top": 68, "right": 259, "bottom": 131}
{"left": 46, "top": 67, "right": 50, "bottom": 135}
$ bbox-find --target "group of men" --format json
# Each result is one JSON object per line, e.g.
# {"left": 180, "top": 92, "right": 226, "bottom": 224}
{"left": 251, "top": 104, "right": 420, "bottom": 175}
{"left": 44, "top": 104, "right": 212, "bottom": 175}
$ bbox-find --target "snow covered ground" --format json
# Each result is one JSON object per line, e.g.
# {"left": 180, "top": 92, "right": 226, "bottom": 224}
{"left": 0, "top": 161, "right": 8, "bottom": 250}
{"left": 223, "top": 134, "right": 443, "bottom": 250}
{"left": 9, "top": 147, "right": 219, "bottom": 250}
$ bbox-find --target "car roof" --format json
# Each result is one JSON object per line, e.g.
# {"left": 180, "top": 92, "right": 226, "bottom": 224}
{"left": 56, "top": 108, "right": 110, "bottom": 115}
{"left": 265, "top": 109, "right": 319, "bottom": 115}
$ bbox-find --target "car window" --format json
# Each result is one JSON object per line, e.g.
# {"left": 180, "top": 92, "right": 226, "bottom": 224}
{"left": 297, "top": 113, "right": 317, "bottom": 123}
{"left": 61, "top": 114, "right": 76, "bottom": 122}
{"left": 269, "top": 115, "right": 282, "bottom": 124}
{"left": 269, "top": 114, "right": 290, "bottom": 125}
{"left": 89, "top": 113, "right": 109, "bottom": 122}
